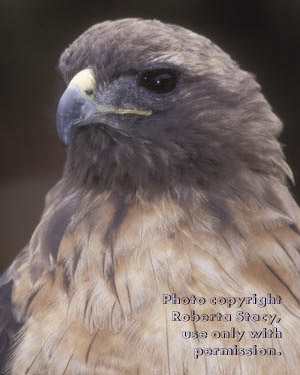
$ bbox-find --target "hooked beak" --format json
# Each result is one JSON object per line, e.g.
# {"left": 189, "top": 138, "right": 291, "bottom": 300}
{"left": 56, "top": 68, "right": 152, "bottom": 146}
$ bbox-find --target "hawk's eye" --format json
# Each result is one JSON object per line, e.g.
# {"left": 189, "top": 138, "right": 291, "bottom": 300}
{"left": 139, "top": 69, "right": 177, "bottom": 94}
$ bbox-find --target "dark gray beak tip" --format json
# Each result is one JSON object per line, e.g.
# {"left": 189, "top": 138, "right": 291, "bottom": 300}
{"left": 56, "top": 86, "right": 87, "bottom": 147}
{"left": 56, "top": 111, "right": 70, "bottom": 147}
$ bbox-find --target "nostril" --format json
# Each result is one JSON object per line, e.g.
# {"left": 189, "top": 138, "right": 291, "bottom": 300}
{"left": 85, "top": 89, "right": 94, "bottom": 96}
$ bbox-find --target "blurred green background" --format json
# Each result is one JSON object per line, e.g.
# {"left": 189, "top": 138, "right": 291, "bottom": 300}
{"left": 1, "top": 0, "right": 300, "bottom": 273}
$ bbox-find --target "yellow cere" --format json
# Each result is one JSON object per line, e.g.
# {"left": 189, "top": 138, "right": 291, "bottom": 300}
{"left": 69, "top": 68, "right": 97, "bottom": 98}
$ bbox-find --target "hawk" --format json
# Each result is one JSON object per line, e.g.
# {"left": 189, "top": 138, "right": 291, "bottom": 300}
{"left": 0, "top": 18, "right": 299, "bottom": 374}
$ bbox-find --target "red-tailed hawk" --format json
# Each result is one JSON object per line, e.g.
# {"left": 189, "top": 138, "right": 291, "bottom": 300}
{"left": 1, "top": 18, "right": 299, "bottom": 374}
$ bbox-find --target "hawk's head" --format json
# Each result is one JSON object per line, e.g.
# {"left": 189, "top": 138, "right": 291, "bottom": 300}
{"left": 57, "top": 18, "right": 291, "bottom": 206}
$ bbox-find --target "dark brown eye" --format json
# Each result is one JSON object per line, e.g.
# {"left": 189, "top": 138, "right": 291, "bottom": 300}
{"left": 139, "top": 69, "right": 177, "bottom": 94}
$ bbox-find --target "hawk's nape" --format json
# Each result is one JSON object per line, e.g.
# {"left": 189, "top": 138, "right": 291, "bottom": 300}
{"left": 1, "top": 18, "right": 300, "bottom": 375}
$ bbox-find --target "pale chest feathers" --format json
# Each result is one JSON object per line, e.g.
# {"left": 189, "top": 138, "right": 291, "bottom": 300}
{"left": 8, "top": 192, "right": 300, "bottom": 374}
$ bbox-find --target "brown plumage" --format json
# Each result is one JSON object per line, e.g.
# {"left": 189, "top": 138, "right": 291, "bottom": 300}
{"left": 1, "top": 18, "right": 300, "bottom": 374}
